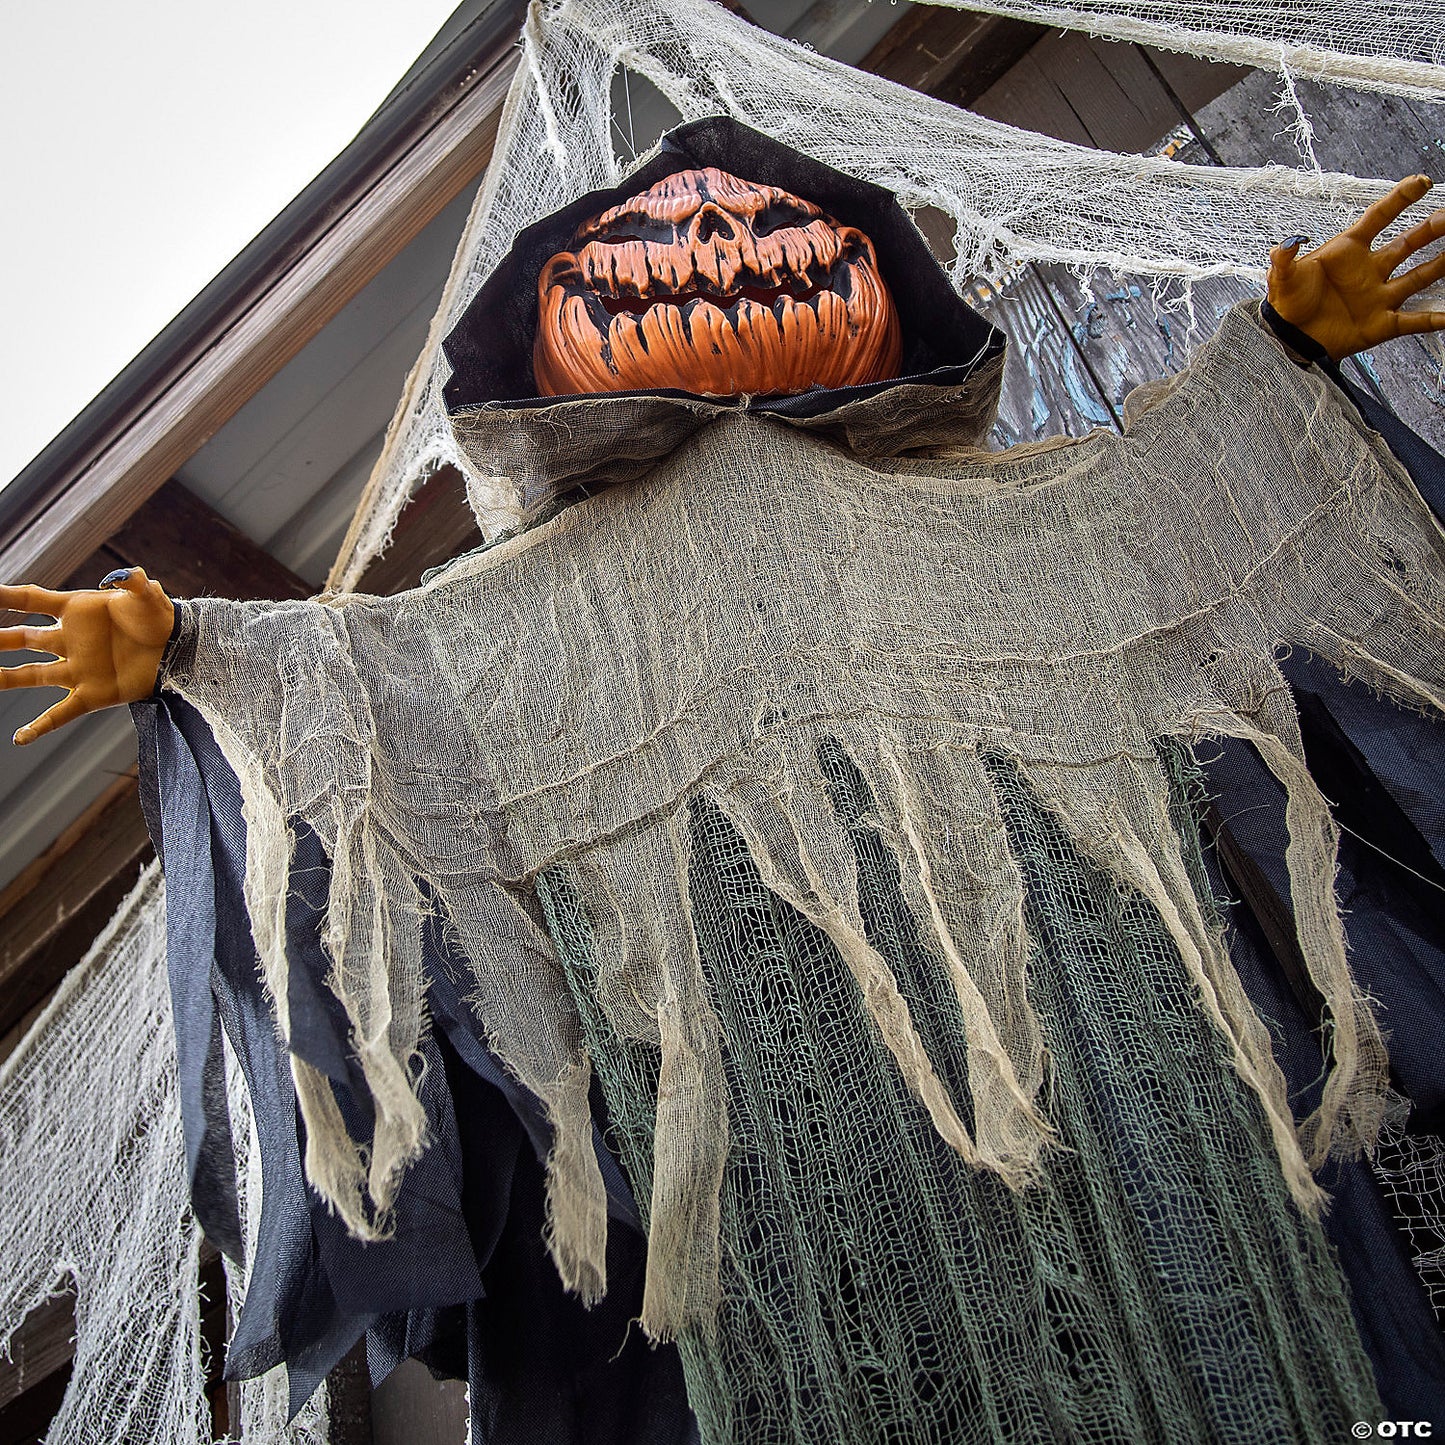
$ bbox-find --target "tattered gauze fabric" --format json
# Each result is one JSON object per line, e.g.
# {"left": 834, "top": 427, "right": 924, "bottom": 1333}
{"left": 161, "top": 303, "right": 1442, "bottom": 1343}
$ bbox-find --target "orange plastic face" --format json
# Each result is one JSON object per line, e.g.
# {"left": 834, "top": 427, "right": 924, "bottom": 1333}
{"left": 533, "top": 166, "right": 903, "bottom": 398}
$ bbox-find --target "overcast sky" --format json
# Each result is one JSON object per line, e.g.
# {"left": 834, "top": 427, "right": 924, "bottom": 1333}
{"left": 0, "top": 0, "right": 461, "bottom": 489}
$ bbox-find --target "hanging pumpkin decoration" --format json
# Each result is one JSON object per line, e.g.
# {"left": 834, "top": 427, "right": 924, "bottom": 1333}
{"left": 533, "top": 166, "right": 903, "bottom": 398}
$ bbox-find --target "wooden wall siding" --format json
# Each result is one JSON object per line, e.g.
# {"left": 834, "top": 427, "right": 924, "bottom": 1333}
{"left": 982, "top": 268, "right": 1260, "bottom": 447}
{"left": 861, "top": 8, "right": 1048, "bottom": 106}
{"left": 973, "top": 32, "right": 1245, "bottom": 152}
{"left": 960, "top": 34, "right": 1248, "bottom": 444}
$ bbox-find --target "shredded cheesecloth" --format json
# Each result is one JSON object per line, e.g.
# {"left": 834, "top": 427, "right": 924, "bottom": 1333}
{"left": 1375, "top": 1100, "right": 1445, "bottom": 1317}
{"left": 915, "top": 0, "right": 1445, "bottom": 102}
{"left": 0, "top": 867, "right": 327, "bottom": 1444}
{"left": 536, "top": 743, "right": 1381, "bottom": 1441}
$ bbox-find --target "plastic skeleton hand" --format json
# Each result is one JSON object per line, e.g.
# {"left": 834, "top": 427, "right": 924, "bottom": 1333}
{"left": 0, "top": 569, "right": 174, "bottom": 745}
{"left": 1268, "top": 174, "right": 1445, "bottom": 361}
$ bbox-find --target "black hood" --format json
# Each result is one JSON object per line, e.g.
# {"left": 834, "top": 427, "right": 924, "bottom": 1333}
{"left": 440, "top": 117, "right": 1006, "bottom": 512}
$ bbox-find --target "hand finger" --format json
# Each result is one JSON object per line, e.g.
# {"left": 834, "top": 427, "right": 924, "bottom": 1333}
{"left": 13, "top": 691, "right": 89, "bottom": 746}
{"left": 1378, "top": 207, "right": 1445, "bottom": 271}
{"left": 1392, "top": 308, "right": 1445, "bottom": 339}
{"left": 1268, "top": 238, "right": 1307, "bottom": 272}
{"left": 1386, "top": 248, "right": 1445, "bottom": 305}
{"left": 0, "top": 624, "right": 65, "bottom": 657}
{"left": 0, "top": 583, "right": 68, "bottom": 620}
{"left": 1347, "top": 174, "right": 1433, "bottom": 245}
{"left": 0, "top": 660, "right": 70, "bottom": 690}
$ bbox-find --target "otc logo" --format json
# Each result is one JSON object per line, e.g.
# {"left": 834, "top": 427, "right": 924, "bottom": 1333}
{"left": 1353, "top": 1426, "right": 1434, "bottom": 1439}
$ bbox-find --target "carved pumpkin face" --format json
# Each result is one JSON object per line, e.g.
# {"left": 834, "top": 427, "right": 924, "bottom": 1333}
{"left": 533, "top": 167, "right": 903, "bottom": 398}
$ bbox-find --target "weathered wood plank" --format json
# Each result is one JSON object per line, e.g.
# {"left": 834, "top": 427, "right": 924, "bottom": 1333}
{"left": 1030, "top": 30, "right": 1178, "bottom": 153}
{"left": 72, "top": 478, "right": 313, "bottom": 602}
{"left": 327, "top": 1341, "right": 378, "bottom": 1445}
{"left": 198, "top": 1251, "right": 232, "bottom": 1440}
{"left": 0, "top": 1363, "right": 70, "bottom": 1445}
{"left": 371, "top": 1358, "right": 469, "bottom": 1445}
{"left": 1034, "top": 267, "right": 1259, "bottom": 420}
{"left": 0, "top": 997, "right": 45, "bottom": 1069}
{"left": 0, "top": 1291, "right": 74, "bottom": 1412}
{"left": 1144, "top": 48, "right": 1250, "bottom": 117}
{"left": 968, "top": 267, "right": 1120, "bottom": 444}
{"left": 963, "top": 30, "right": 1262, "bottom": 444}
{"left": 971, "top": 34, "right": 1244, "bottom": 155}
{"left": 973, "top": 49, "right": 1094, "bottom": 146}
{"left": 861, "top": 6, "right": 1047, "bottom": 107}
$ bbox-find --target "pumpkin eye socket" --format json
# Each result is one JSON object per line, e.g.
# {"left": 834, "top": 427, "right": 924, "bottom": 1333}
{"left": 752, "top": 201, "right": 815, "bottom": 236}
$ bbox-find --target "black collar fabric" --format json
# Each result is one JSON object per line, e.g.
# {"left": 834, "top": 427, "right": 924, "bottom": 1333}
{"left": 440, "top": 116, "right": 1004, "bottom": 412}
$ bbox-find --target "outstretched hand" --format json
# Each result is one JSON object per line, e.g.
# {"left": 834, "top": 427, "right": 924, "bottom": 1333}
{"left": 0, "top": 569, "right": 174, "bottom": 745}
{"left": 1268, "top": 174, "right": 1445, "bottom": 361}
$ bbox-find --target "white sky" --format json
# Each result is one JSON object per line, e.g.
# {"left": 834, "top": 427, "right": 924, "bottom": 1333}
{"left": 0, "top": 0, "right": 463, "bottom": 489}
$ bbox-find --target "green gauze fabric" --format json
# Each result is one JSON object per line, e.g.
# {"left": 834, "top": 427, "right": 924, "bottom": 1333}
{"left": 537, "top": 740, "right": 1381, "bottom": 1445}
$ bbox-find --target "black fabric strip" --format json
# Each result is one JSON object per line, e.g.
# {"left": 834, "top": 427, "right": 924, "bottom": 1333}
{"left": 1260, "top": 299, "right": 1332, "bottom": 366}
{"left": 150, "top": 597, "right": 189, "bottom": 698}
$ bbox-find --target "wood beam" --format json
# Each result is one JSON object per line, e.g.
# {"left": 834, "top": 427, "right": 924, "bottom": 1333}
{"left": 0, "top": 1363, "right": 70, "bottom": 1445}
{"left": 354, "top": 466, "right": 483, "bottom": 597}
{"left": 0, "top": 1247, "right": 223, "bottom": 1428}
{"left": 0, "top": 42, "right": 518, "bottom": 591}
{"left": 61, "top": 478, "right": 312, "bottom": 601}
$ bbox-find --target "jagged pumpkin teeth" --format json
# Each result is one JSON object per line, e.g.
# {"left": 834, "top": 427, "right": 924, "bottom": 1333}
{"left": 650, "top": 305, "right": 690, "bottom": 378}
{"left": 776, "top": 294, "right": 808, "bottom": 385}
{"left": 535, "top": 165, "right": 902, "bottom": 397}
{"left": 815, "top": 290, "right": 845, "bottom": 351}
{"left": 610, "top": 313, "right": 641, "bottom": 372}
{"left": 635, "top": 311, "right": 662, "bottom": 372}
{"left": 782, "top": 232, "right": 810, "bottom": 279}
{"left": 610, "top": 243, "right": 635, "bottom": 294}
{"left": 732, "top": 300, "right": 767, "bottom": 375}
{"left": 561, "top": 295, "right": 591, "bottom": 356}
{"left": 710, "top": 303, "right": 744, "bottom": 366}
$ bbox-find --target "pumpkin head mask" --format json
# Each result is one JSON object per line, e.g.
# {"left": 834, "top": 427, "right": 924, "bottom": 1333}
{"left": 533, "top": 166, "right": 903, "bottom": 399}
